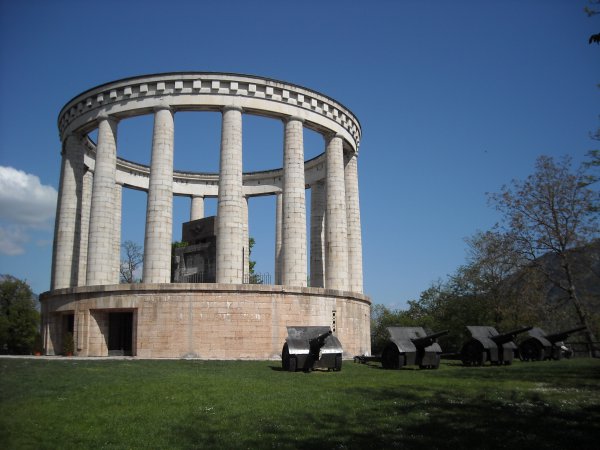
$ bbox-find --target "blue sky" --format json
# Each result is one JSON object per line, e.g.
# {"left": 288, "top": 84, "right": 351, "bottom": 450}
{"left": 0, "top": 0, "right": 598, "bottom": 308}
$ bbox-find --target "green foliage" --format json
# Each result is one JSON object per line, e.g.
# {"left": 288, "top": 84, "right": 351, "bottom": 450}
{"left": 1, "top": 359, "right": 599, "bottom": 449}
{"left": 171, "top": 241, "right": 189, "bottom": 249}
{"left": 400, "top": 278, "right": 497, "bottom": 353}
{"left": 378, "top": 156, "right": 600, "bottom": 357}
{"left": 374, "top": 230, "right": 547, "bottom": 353}
{"left": 248, "top": 237, "right": 262, "bottom": 284}
{"left": 0, "top": 278, "right": 39, "bottom": 354}
{"left": 370, "top": 304, "right": 411, "bottom": 354}
{"left": 248, "top": 237, "right": 256, "bottom": 275}
{"left": 32, "top": 333, "right": 43, "bottom": 354}
{"left": 62, "top": 332, "right": 74, "bottom": 356}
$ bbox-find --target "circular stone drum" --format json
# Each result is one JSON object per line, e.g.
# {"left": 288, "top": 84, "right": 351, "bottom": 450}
{"left": 41, "top": 72, "right": 370, "bottom": 358}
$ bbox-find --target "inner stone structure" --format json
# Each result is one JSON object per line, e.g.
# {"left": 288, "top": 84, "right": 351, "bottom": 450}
{"left": 41, "top": 72, "right": 371, "bottom": 358}
{"left": 172, "top": 217, "right": 218, "bottom": 283}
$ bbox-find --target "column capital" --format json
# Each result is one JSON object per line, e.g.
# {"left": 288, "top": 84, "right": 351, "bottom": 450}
{"left": 222, "top": 105, "right": 243, "bottom": 113}
{"left": 284, "top": 115, "right": 305, "bottom": 124}
{"left": 153, "top": 103, "right": 172, "bottom": 113}
{"left": 96, "top": 112, "right": 119, "bottom": 125}
{"left": 324, "top": 132, "right": 344, "bottom": 143}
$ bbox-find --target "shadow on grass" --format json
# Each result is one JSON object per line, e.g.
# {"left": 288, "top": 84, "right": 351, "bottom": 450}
{"left": 169, "top": 381, "right": 600, "bottom": 450}
{"left": 435, "top": 359, "right": 600, "bottom": 391}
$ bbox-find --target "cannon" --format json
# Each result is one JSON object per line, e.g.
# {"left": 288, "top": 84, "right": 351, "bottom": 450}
{"left": 281, "top": 326, "right": 343, "bottom": 372}
{"left": 379, "top": 327, "right": 448, "bottom": 369}
{"left": 461, "top": 326, "right": 532, "bottom": 366}
{"left": 519, "top": 326, "right": 586, "bottom": 361}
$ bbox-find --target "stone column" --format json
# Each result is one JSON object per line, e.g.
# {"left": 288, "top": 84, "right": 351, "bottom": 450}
{"left": 274, "top": 192, "right": 282, "bottom": 285}
{"left": 216, "top": 106, "right": 243, "bottom": 284}
{"left": 87, "top": 116, "right": 118, "bottom": 286}
{"left": 242, "top": 196, "right": 249, "bottom": 282}
{"left": 281, "top": 117, "right": 307, "bottom": 287}
{"left": 113, "top": 182, "right": 123, "bottom": 283}
{"left": 345, "top": 152, "right": 363, "bottom": 293}
{"left": 190, "top": 195, "right": 204, "bottom": 221}
{"left": 310, "top": 180, "right": 326, "bottom": 288}
{"left": 77, "top": 169, "right": 92, "bottom": 286}
{"left": 325, "top": 134, "right": 349, "bottom": 291}
{"left": 51, "top": 134, "right": 84, "bottom": 290}
{"left": 142, "top": 106, "right": 174, "bottom": 284}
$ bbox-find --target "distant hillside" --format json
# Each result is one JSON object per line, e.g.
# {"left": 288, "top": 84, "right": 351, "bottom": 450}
{"left": 537, "top": 240, "right": 600, "bottom": 312}
{"left": 505, "top": 240, "right": 600, "bottom": 333}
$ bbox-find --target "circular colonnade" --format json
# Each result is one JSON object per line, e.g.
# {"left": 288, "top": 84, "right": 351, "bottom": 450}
{"left": 41, "top": 73, "right": 371, "bottom": 358}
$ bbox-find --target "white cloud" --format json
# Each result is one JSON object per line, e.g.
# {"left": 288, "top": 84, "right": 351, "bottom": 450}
{"left": 0, "top": 166, "right": 57, "bottom": 256}
{"left": 0, "top": 166, "right": 57, "bottom": 227}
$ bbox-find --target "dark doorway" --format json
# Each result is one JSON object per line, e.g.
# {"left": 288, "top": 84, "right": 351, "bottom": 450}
{"left": 108, "top": 312, "right": 133, "bottom": 356}
{"left": 61, "top": 313, "right": 75, "bottom": 356}
{"left": 63, "top": 314, "right": 74, "bottom": 334}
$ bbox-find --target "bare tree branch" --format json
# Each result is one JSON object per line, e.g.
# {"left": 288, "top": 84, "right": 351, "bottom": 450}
{"left": 120, "top": 241, "right": 143, "bottom": 283}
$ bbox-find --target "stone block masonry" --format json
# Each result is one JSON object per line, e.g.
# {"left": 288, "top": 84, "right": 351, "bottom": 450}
{"left": 41, "top": 284, "right": 371, "bottom": 359}
{"left": 45, "top": 72, "right": 369, "bottom": 359}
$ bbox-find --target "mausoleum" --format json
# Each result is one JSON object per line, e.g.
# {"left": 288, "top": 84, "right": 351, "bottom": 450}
{"left": 40, "top": 72, "right": 371, "bottom": 358}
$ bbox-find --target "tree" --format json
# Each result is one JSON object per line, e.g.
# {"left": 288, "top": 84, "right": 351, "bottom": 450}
{"left": 0, "top": 277, "right": 40, "bottom": 354}
{"left": 585, "top": 0, "right": 600, "bottom": 43}
{"left": 370, "top": 304, "right": 416, "bottom": 355}
{"left": 583, "top": 149, "right": 600, "bottom": 190}
{"left": 120, "top": 241, "right": 143, "bottom": 283}
{"left": 248, "top": 237, "right": 261, "bottom": 284}
{"left": 488, "top": 155, "right": 600, "bottom": 353}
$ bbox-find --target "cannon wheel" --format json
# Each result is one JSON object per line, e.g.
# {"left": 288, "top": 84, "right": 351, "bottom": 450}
{"left": 334, "top": 354, "right": 342, "bottom": 371}
{"left": 520, "top": 340, "right": 544, "bottom": 362}
{"left": 288, "top": 355, "right": 297, "bottom": 372}
{"left": 281, "top": 343, "right": 297, "bottom": 372}
{"left": 381, "top": 344, "right": 402, "bottom": 370}
{"left": 461, "top": 340, "right": 486, "bottom": 366}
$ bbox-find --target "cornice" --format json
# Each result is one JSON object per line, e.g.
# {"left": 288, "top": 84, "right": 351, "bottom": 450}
{"left": 58, "top": 73, "right": 361, "bottom": 152}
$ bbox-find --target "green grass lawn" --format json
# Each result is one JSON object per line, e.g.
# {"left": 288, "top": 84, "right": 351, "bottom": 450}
{"left": 1, "top": 357, "right": 599, "bottom": 449}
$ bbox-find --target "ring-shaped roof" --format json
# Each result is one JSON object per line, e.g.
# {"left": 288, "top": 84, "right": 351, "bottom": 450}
{"left": 59, "top": 72, "right": 361, "bottom": 153}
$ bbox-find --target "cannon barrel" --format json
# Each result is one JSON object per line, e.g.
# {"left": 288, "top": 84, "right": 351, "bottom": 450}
{"left": 491, "top": 326, "right": 533, "bottom": 344}
{"left": 411, "top": 330, "right": 449, "bottom": 348}
{"left": 545, "top": 326, "right": 586, "bottom": 343}
{"left": 309, "top": 330, "right": 332, "bottom": 349}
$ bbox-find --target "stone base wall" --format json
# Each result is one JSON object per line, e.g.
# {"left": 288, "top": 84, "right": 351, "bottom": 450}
{"left": 40, "top": 284, "right": 371, "bottom": 359}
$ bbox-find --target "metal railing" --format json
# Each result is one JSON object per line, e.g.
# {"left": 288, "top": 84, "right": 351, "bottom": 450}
{"left": 178, "top": 271, "right": 216, "bottom": 284}
{"left": 243, "top": 272, "right": 271, "bottom": 285}
{"left": 176, "top": 271, "right": 271, "bottom": 285}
